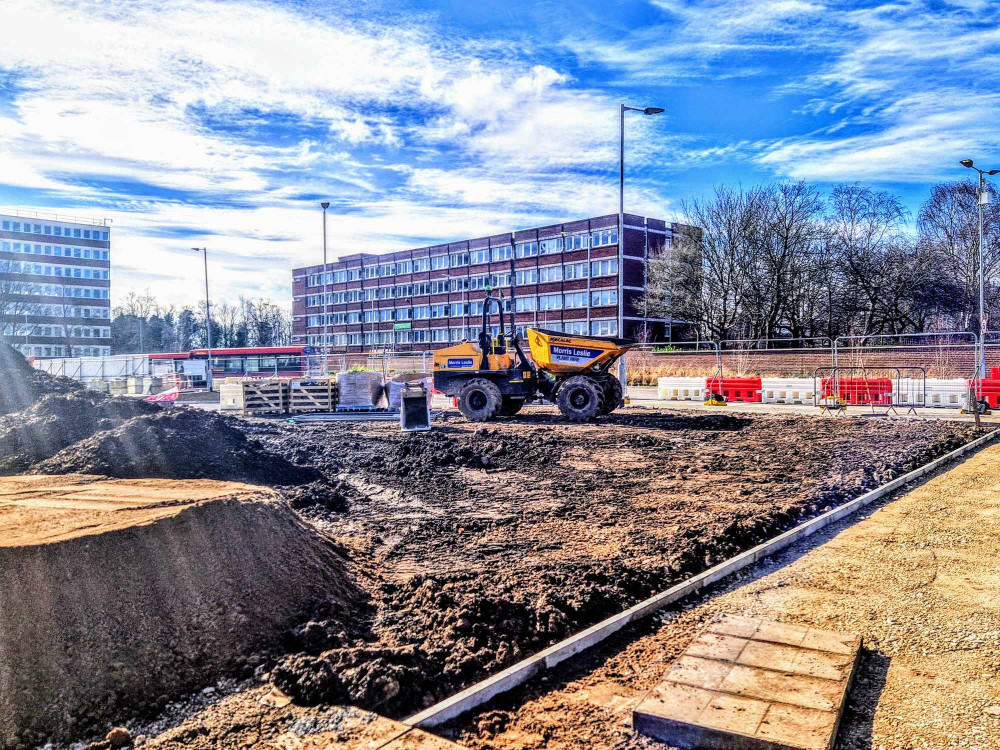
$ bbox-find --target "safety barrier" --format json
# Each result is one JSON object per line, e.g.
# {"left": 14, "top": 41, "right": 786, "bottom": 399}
{"left": 760, "top": 378, "right": 816, "bottom": 405}
{"left": 821, "top": 377, "right": 892, "bottom": 406}
{"left": 653, "top": 372, "right": 972, "bottom": 410}
{"left": 925, "top": 379, "right": 968, "bottom": 408}
{"left": 656, "top": 377, "right": 706, "bottom": 401}
{"left": 972, "top": 379, "right": 1000, "bottom": 408}
{"left": 706, "top": 376, "right": 762, "bottom": 403}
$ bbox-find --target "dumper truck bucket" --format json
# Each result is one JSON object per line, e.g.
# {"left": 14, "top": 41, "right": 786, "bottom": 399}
{"left": 526, "top": 327, "right": 637, "bottom": 375}
{"left": 400, "top": 383, "right": 431, "bottom": 432}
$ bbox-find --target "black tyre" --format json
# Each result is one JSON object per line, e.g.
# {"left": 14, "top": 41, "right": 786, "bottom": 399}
{"left": 556, "top": 376, "right": 605, "bottom": 422}
{"left": 597, "top": 375, "right": 623, "bottom": 415}
{"left": 499, "top": 397, "right": 525, "bottom": 417}
{"left": 457, "top": 378, "right": 502, "bottom": 422}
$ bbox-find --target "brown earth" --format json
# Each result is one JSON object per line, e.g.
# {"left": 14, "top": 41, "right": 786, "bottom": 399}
{"left": 0, "top": 475, "right": 364, "bottom": 749}
{"left": 442, "top": 439, "right": 1000, "bottom": 750}
{"left": 0, "top": 342, "right": 83, "bottom": 415}
{"left": 247, "top": 411, "right": 978, "bottom": 719}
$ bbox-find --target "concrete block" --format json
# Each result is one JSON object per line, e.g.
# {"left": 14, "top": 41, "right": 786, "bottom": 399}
{"left": 634, "top": 616, "right": 861, "bottom": 750}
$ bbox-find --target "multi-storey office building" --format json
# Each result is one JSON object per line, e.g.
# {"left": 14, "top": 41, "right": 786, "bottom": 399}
{"left": 0, "top": 211, "right": 112, "bottom": 358}
{"left": 291, "top": 214, "right": 691, "bottom": 353}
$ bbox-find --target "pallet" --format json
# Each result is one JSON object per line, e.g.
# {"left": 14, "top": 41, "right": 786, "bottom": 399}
{"left": 288, "top": 378, "right": 339, "bottom": 414}
{"left": 219, "top": 380, "right": 288, "bottom": 415}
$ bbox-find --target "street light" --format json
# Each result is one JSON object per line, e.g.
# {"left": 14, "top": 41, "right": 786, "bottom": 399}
{"left": 320, "top": 201, "right": 330, "bottom": 376}
{"left": 619, "top": 103, "right": 664, "bottom": 392}
{"left": 959, "top": 159, "right": 1000, "bottom": 378}
{"left": 191, "top": 247, "right": 214, "bottom": 391}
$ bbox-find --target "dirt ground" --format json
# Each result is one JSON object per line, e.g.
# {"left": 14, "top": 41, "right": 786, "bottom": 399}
{"left": 1, "top": 347, "right": 988, "bottom": 747}
{"left": 441, "top": 438, "right": 1000, "bottom": 750}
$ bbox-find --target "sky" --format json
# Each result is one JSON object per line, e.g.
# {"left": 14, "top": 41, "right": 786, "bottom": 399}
{"left": 0, "top": 0, "right": 998, "bottom": 309}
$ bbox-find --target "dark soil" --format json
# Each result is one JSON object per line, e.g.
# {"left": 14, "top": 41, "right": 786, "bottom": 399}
{"left": 0, "top": 343, "right": 83, "bottom": 415}
{"left": 0, "top": 390, "right": 161, "bottom": 474}
{"left": 246, "top": 411, "right": 978, "bottom": 720}
{"left": 32, "top": 409, "right": 321, "bottom": 486}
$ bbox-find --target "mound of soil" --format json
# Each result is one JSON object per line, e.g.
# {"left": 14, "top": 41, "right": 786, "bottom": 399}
{"left": 0, "top": 475, "right": 366, "bottom": 747}
{"left": 32, "top": 409, "right": 320, "bottom": 486}
{"left": 0, "top": 390, "right": 161, "bottom": 474}
{"left": 0, "top": 342, "right": 82, "bottom": 415}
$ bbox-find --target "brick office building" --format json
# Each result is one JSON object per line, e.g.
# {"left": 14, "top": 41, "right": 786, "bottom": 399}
{"left": 0, "top": 210, "right": 112, "bottom": 358}
{"left": 291, "top": 214, "right": 694, "bottom": 353}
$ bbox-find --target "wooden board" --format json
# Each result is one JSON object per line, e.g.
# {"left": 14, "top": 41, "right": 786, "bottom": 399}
{"left": 288, "top": 378, "right": 338, "bottom": 414}
{"left": 633, "top": 615, "right": 861, "bottom": 750}
{"left": 219, "top": 380, "right": 288, "bottom": 415}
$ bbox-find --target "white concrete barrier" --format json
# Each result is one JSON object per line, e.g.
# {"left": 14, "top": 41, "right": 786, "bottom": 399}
{"left": 656, "top": 377, "right": 706, "bottom": 401}
{"left": 924, "top": 378, "right": 968, "bottom": 408}
{"left": 761, "top": 377, "right": 816, "bottom": 405}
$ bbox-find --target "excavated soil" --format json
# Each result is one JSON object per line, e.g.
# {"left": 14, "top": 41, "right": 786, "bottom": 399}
{"left": 32, "top": 409, "right": 320, "bottom": 485}
{"left": 0, "top": 342, "right": 82, "bottom": 415}
{"left": 0, "top": 476, "right": 365, "bottom": 749}
{"left": 241, "top": 411, "right": 978, "bottom": 722}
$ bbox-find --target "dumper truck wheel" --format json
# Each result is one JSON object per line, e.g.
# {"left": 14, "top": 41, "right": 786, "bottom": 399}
{"left": 499, "top": 397, "right": 525, "bottom": 417}
{"left": 597, "top": 375, "right": 623, "bottom": 415}
{"left": 457, "top": 379, "right": 502, "bottom": 422}
{"left": 557, "top": 376, "right": 605, "bottom": 422}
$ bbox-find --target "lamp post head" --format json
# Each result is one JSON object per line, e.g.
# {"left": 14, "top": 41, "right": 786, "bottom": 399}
{"left": 988, "top": 170, "right": 1000, "bottom": 176}
{"left": 960, "top": 159, "right": 975, "bottom": 169}
{"left": 643, "top": 107, "right": 665, "bottom": 115}
{"left": 321, "top": 201, "right": 330, "bottom": 209}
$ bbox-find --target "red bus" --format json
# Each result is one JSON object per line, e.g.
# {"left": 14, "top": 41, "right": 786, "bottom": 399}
{"left": 149, "top": 346, "right": 317, "bottom": 383}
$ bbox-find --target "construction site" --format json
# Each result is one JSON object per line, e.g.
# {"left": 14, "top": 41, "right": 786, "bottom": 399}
{"left": 4, "top": 307, "right": 1000, "bottom": 750}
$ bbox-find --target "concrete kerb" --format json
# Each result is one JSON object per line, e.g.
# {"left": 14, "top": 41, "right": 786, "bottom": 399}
{"left": 405, "top": 426, "right": 1000, "bottom": 730}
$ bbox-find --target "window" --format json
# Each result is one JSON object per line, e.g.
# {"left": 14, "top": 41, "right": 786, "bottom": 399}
{"left": 450, "top": 327, "right": 465, "bottom": 342}
{"left": 539, "top": 237, "right": 563, "bottom": 255}
{"left": 565, "top": 234, "right": 589, "bottom": 251}
{"left": 515, "top": 241, "right": 538, "bottom": 258}
{"left": 539, "top": 294, "right": 562, "bottom": 311}
{"left": 414, "top": 306, "right": 431, "bottom": 319}
{"left": 364, "top": 265, "right": 378, "bottom": 279}
{"left": 591, "top": 259, "right": 618, "bottom": 277}
{"left": 396, "top": 307, "right": 412, "bottom": 320}
{"left": 564, "top": 321, "right": 588, "bottom": 335}
{"left": 397, "top": 261, "right": 412, "bottom": 275}
{"left": 83, "top": 230, "right": 91, "bottom": 239}
{"left": 364, "top": 310, "right": 377, "bottom": 323}
{"left": 347, "top": 268, "right": 361, "bottom": 281}
{"left": 53, "top": 226, "right": 61, "bottom": 236}
{"left": 430, "top": 280, "right": 449, "bottom": 294}
{"left": 431, "top": 255, "right": 449, "bottom": 270}
{"left": 591, "top": 228, "right": 618, "bottom": 247}
{"left": 539, "top": 265, "right": 563, "bottom": 283}
{"left": 73, "top": 229, "right": 81, "bottom": 238}
{"left": 591, "top": 289, "right": 618, "bottom": 307}
{"left": 379, "top": 308, "right": 395, "bottom": 322}
{"left": 431, "top": 328, "right": 449, "bottom": 342}
{"left": 451, "top": 277, "right": 470, "bottom": 292}
{"left": 564, "top": 292, "right": 588, "bottom": 309}
{"left": 413, "top": 258, "right": 430, "bottom": 272}
{"left": 469, "top": 300, "right": 484, "bottom": 316}
{"left": 450, "top": 251, "right": 469, "bottom": 267}
{"left": 450, "top": 302, "right": 468, "bottom": 316}
{"left": 470, "top": 248, "right": 489, "bottom": 265}
{"left": 494, "top": 272, "right": 511, "bottom": 287}
{"left": 469, "top": 275, "right": 490, "bottom": 291}
{"left": 378, "top": 263, "right": 394, "bottom": 277}
{"left": 491, "top": 244, "right": 512, "bottom": 261}
{"left": 515, "top": 269, "right": 537, "bottom": 285}
{"left": 431, "top": 304, "right": 448, "bottom": 318}
{"left": 515, "top": 296, "right": 536, "bottom": 312}
{"left": 564, "top": 262, "right": 589, "bottom": 280}
{"left": 591, "top": 319, "right": 618, "bottom": 336}
{"left": 347, "top": 312, "right": 361, "bottom": 324}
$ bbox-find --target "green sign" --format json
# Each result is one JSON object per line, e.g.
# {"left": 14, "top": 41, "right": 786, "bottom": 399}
{"left": 394, "top": 322, "right": 412, "bottom": 330}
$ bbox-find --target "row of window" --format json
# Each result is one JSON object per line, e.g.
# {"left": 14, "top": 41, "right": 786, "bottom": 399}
{"left": 6, "top": 281, "right": 110, "bottom": 299}
{"left": 3, "top": 260, "right": 109, "bottom": 280}
{"left": 304, "top": 318, "right": 618, "bottom": 347}
{"left": 304, "top": 229, "right": 620, "bottom": 287}
{"left": 305, "top": 290, "right": 618, "bottom": 327}
{"left": 2, "top": 241, "right": 111, "bottom": 261}
{"left": 19, "top": 305, "right": 110, "bottom": 319}
{"left": 1, "top": 220, "right": 109, "bottom": 241}
{"left": 1, "top": 324, "right": 109, "bottom": 338}
{"left": 304, "top": 260, "right": 619, "bottom": 307}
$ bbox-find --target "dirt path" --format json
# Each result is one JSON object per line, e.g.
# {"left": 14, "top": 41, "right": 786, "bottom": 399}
{"left": 445, "top": 440, "right": 1000, "bottom": 749}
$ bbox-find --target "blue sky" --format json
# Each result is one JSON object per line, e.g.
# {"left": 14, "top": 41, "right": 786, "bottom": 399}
{"left": 0, "top": 0, "right": 998, "bottom": 307}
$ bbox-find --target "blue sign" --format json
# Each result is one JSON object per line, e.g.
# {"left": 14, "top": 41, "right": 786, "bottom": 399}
{"left": 551, "top": 345, "right": 603, "bottom": 366}
{"left": 447, "top": 357, "right": 475, "bottom": 368}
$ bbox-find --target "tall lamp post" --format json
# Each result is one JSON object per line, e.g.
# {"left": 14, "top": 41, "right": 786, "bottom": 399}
{"left": 191, "top": 247, "right": 214, "bottom": 391}
{"left": 619, "top": 103, "right": 664, "bottom": 392}
{"left": 959, "top": 159, "right": 999, "bottom": 378}
{"left": 320, "top": 201, "right": 330, "bottom": 376}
